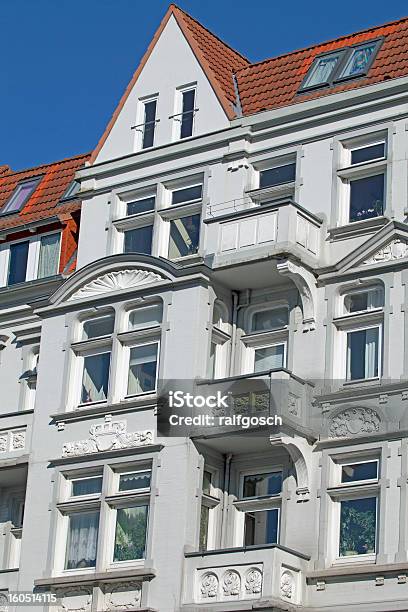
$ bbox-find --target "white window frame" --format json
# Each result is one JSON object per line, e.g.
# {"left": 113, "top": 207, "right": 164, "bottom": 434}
{"left": 199, "top": 467, "right": 221, "bottom": 551}
{"left": 172, "top": 84, "right": 197, "bottom": 141}
{"left": 123, "top": 340, "right": 160, "bottom": 399}
{"left": 342, "top": 286, "right": 384, "bottom": 316}
{"left": 345, "top": 322, "right": 382, "bottom": 383}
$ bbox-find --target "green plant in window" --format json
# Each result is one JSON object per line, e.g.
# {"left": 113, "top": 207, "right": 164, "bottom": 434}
{"left": 114, "top": 507, "right": 147, "bottom": 561}
{"left": 339, "top": 500, "right": 376, "bottom": 556}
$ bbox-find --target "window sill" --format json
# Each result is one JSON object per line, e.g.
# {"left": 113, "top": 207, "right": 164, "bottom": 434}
{"left": 328, "top": 216, "right": 388, "bottom": 241}
{"left": 333, "top": 553, "right": 376, "bottom": 566}
{"left": 343, "top": 377, "right": 380, "bottom": 387}
{"left": 34, "top": 566, "right": 156, "bottom": 588}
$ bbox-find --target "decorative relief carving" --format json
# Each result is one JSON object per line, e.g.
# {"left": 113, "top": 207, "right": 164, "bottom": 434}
{"left": 222, "top": 570, "right": 241, "bottom": 596}
{"left": 69, "top": 269, "right": 164, "bottom": 301}
{"left": 104, "top": 582, "right": 142, "bottom": 610}
{"left": 288, "top": 393, "right": 300, "bottom": 416}
{"left": 62, "top": 420, "right": 153, "bottom": 457}
{"left": 56, "top": 588, "right": 92, "bottom": 612}
{"left": 245, "top": 568, "right": 263, "bottom": 594}
{"left": 0, "top": 592, "right": 8, "bottom": 612}
{"left": 200, "top": 573, "right": 219, "bottom": 598}
{"left": 329, "top": 407, "right": 380, "bottom": 438}
{"left": 280, "top": 571, "right": 295, "bottom": 599}
{"left": 363, "top": 239, "right": 408, "bottom": 265}
{"left": 0, "top": 430, "right": 25, "bottom": 453}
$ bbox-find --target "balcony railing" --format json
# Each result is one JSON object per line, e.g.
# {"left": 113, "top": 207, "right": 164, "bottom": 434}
{"left": 182, "top": 544, "right": 310, "bottom": 607}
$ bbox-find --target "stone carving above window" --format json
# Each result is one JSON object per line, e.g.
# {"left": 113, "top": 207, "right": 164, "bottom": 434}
{"left": 363, "top": 239, "right": 408, "bottom": 265}
{"left": 69, "top": 269, "right": 164, "bottom": 301}
{"left": 329, "top": 407, "right": 380, "bottom": 438}
{"left": 280, "top": 570, "right": 295, "bottom": 599}
{"left": 62, "top": 419, "right": 153, "bottom": 457}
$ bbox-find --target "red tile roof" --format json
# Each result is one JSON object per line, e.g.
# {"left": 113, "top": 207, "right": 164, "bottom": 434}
{"left": 0, "top": 153, "right": 90, "bottom": 231}
{"left": 235, "top": 16, "right": 408, "bottom": 116}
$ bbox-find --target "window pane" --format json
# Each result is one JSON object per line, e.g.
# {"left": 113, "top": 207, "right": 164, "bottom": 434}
{"left": 127, "top": 344, "right": 158, "bottom": 395}
{"left": 171, "top": 184, "right": 202, "bottom": 205}
{"left": 203, "top": 470, "right": 212, "bottom": 495}
{"left": 37, "top": 233, "right": 60, "bottom": 279}
{"left": 127, "top": 197, "right": 155, "bottom": 216}
{"left": 344, "top": 288, "right": 384, "bottom": 313}
{"left": 199, "top": 505, "right": 209, "bottom": 550}
{"left": 347, "top": 327, "right": 379, "bottom": 380}
{"left": 7, "top": 241, "right": 29, "bottom": 285}
{"left": 209, "top": 342, "right": 216, "bottom": 378}
{"left": 254, "top": 344, "right": 285, "bottom": 372}
{"left": 65, "top": 511, "right": 99, "bottom": 569}
{"left": 349, "top": 174, "right": 384, "bottom": 222}
{"left": 168, "top": 214, "right": 200, "bottom": 258}
{"left": 119, "top": 471, "right": 151, "bottom": 492}
{"left": 351, "top": 143, "right": 385, "bottom": 165}
{"left": 252, "top": 308, "right": 288, "bottom": 331}
{"left": 180, "top": 90, "right": 195, "bottom": 138}
{"left": 340, "top": 43, "right": 377, "bottom": 79}
{"left": 83, "top": 315, "right": 114, "bottom": 340}
{"left": 142, "top": 100, "right": 157, "bottom": 149}
{"left": 123, "top": 225, "right": 153, "bottom": 255}
{"left": 341, "top": 461, "right": 378, "bottom": 483}
{"left": 129, "top": 304, "right": 163, "bottom": 330}
{"left": 244, "top": 509, "right": 279, "bottom": 546}
{"left": 2, "top": 177, "right": 41, "bottom": 215}
{"left": 71, "top": 477, "right": 102, "bottom": 496}
{"left": 303, "top": 53, "right": 342, "bottom": 88}
{"left": 81, "top": 353, "right": 111, "bottom": 403}
{"left": 259, "top": 164, "right": 296, "bottom": 189}
{"left": 339, "top": 497, "right": 376, "bottom": 556}
{"left": 243, "top": 472, "right": 282, "bottom": 497}
{"left": 114, "top": 506, "right": 148, "bottom": 561}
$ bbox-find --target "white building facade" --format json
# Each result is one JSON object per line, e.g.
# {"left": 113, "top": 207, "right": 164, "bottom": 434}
{"left": 1, "top": 6, "right": 408, "bottom": 611}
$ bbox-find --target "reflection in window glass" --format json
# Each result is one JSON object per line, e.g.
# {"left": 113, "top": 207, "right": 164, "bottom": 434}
{"left": 65, "top": 511, "right": 100, "bottom": 569}
{"left": 180, "top": 90, "right": 195, "bottom": 138}
{"left": 127, "top": 197, "right": 155, "bottom": 216}
{"left": 129, "top": 304, "right": 163, "bottom": 330}
{"left": 114, "top": 505, "right": 148, "bottom": 561}
{"left": 243, "top": 472, "right": 282, "bottom": 498}
{"left": 259, "top": 164, "right": 296, "bottom": 189}
{"left": 244, "top": 509, "right": 279, "bottom": 546}
{"left": 349, "top": 174, "right": 384, "bottom": 222}
{"left": 199, "top": 505, "right": 209, "bottom": 550}
{"left": 119, "top": 471, "right": 151, "bottom": 492}
{"left": 347, "top": 327, "right": 379, "bottom": 380}
{"left": 7, "top": 241, "right": 29, "bottom": 285}
{"left": 344, "top": 288, "right": 383, "bottom": 313}
{"left": 351, "top": 143, "right": 385, "bottom": 165}
{"left": 127, "top": 344, "right": 158, "bottom": 395}
{"left": 254, "top": 344, "right": 285, "bottom": 372}
{"left": 202, "top": 470, "right": 212, "bottom": 495}
{"left": 339, "top": 497, "right": 376, "bottom": 556}
{"left": 302, "top": 52, "right": 342, "bottom": 88}
{"left": 1, "top": 177, "right": 41, "bottom": 215}
{"left": 341, "top": 462, "right": 378, "bottom": 483}
{"left": 171, "top": 184, "right": 202, "bottom": 205}
{"left": 124, "top": 225, "right": 153, "bottom": 255}
{"left": 252, "top": 308, "right": 288, "bottom": 332}
{"left": 168, "top": 215, "right": 200, "bottom": 258}
{"left": 83, "top": 315, "right": 114, "bottom": 340}
{"left": 339, "top": 43, "right": 377, "bottom": 79}
{"left": 81, "top": 353, "right": 111, "bottom": 403}
{"left": 71, "top": 477, "right": 102, "bottom": 497}
{"left": 142, "top": 100, "right": 157, "bottom": 149}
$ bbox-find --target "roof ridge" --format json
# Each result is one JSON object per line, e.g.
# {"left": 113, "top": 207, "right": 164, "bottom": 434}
{"left": 1, "top": 152, "right": 91, "bottom": 178}
{"left": 235, "top": 13, "right": 408, "bottom": 73}
{"left": 170, "top": 3, "right": 250, "bottom": 64}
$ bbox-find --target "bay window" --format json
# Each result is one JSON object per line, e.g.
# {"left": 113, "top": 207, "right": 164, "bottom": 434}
{"left": 113, "top": 194, "right": 156, "bottom": 256}
{"left": 243, "top": 306, "right": 289, "bottom": 374}
{"left": 1, "top": 231, "right": 61, "bottom": 287}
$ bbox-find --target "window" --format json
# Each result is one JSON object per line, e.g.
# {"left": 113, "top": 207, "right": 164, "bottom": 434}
{"left": 141, "top": 99, "right": 157, "bottom": 149}
{"left": 168, "top": 214, "right": 200, "bottom": 259}
{"left": 180, "top": 89, "right": 195, "bottom": 138}
{"left": 129, "top": 304, "right": 163, "bottom": 330}
{"left": 254, "top": 343, "right": 286, "bottom": 372}
{"left": 236, "top": 470, "right": 282, "bottom": 547}
{"left": 123, "top": 225, "right": 153, "bottom": 255}
{"left": 7, "top": 241, "right": 29, "bottom": 285}
{"left": 344, "top": 287, "right": 383, "bottom": 314}
{"left": 199, "top": 469, "right": 220, "bottom": 551}
{"left": 209, "top": 301, "right": 231, "bottom": 379}
{"left": 300, "top": 40, "right": 381, "bottom": 91}
{"left": 81, "top": 353, "right": 111, "bottom": 403}
{"left": 259, "top": 163, "right": 296, "bottom": 189}
{"left": 350, "top": 142, "right": 385, "bottom": 165}
{"left": 1, "top": 177, "right": 42, "bottom": 216}
{"left": 244, "top": 306, "right": 289, "bottom": 374}
{"left": 328, "top": 457, "right": 379, "bottom": 561}
{"left": 349, "top": 174, "right": 384, "bottom": 222}
{"left": 346, "top": 326, "right": 379, "bottom": 381}
{"left": 127, "top": 343, "right": 158, "bottom": 395}
{"left": 252, "top": 308, "right": 289, "bottom": 332}
{"left": 127, "top": 197, "right": 155, "bottom": 216}
{"left": 37, "top": 233, "right": 61, "bottom": 278}
{"left": 83, "top": 315, "right": 114, "bottom": 340}
{"left": 59, "top": 464, "right": 151, "bottom": 572}
{"left": 171, "top": 184, "right": 202, "bottom": 206}
{"left": 338, "top": 42, "right": 378, "bottom": 79}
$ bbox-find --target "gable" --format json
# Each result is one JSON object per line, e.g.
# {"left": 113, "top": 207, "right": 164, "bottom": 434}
{"left": 94, "top": 14, "right": 232, "bottom": 164}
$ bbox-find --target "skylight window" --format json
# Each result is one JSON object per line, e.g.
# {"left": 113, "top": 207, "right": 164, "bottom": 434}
{"left": 1, "top": 177, "right": 42, "bottom": 215}
{"left": 299, "top": 39, "right": 382, "bottom": 92}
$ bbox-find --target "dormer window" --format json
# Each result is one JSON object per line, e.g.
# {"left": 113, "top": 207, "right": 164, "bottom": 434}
{"left": 1, "top": 176, "right": 42, "bottom": 216}
{"left": 300, "top": 40, "right": 381, "bottom": 92}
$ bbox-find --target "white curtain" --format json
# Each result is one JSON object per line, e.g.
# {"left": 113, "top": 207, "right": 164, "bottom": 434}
{"left": 365, "top": 328, "right": 379, "bottom": 378}
{"left": 65, "top": 511, "right": 99, "bottom": 569}
{"left": 254, "top": 344, "right": 284, "bottom": 372}
{"left": 37, "top": 233, "right": 60, "bottom": 278}
{"left": 127, "top": 344, "right": 158, "bottom": 395}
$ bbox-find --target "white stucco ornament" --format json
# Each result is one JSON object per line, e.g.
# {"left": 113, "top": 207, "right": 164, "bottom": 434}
{"left": 245, "top": 568, "right": 263, "bottom": 594}
{"left": 222, "top": 570, "right": 241, "bottom": 596}
{"left": 363, "top": 239, "right": 408, "bottom": 265}
{"left": 105, "top": 582, "right": 142, "bottom": 610}
{"left": 69, "top": 269, "right": 164, "bottom": 300}
{"left": 200, "top": 573, "right": 219, "bottom": 598}
{"left": 56, "top": 588, "right": 92, "bottom": 612}
{"left": 280, "top": 571, "right": 295, "bottom": 599}
{"left": 62, "top": 419, "right": 153, "bottom": 457}
{"left": 329, "top": 407, "right": 380, "bottom": 438}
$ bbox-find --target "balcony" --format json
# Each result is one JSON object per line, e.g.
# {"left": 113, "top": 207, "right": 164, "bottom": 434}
{"left": 182, "top": 544, "right": 310, "bottom": 609}
{"left": 204, "top": 197, "right": 324, "bottom": 280}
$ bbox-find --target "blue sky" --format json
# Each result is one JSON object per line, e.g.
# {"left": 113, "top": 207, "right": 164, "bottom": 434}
{"left": 3, "top": 0, "right": 408, "bottom": 170}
